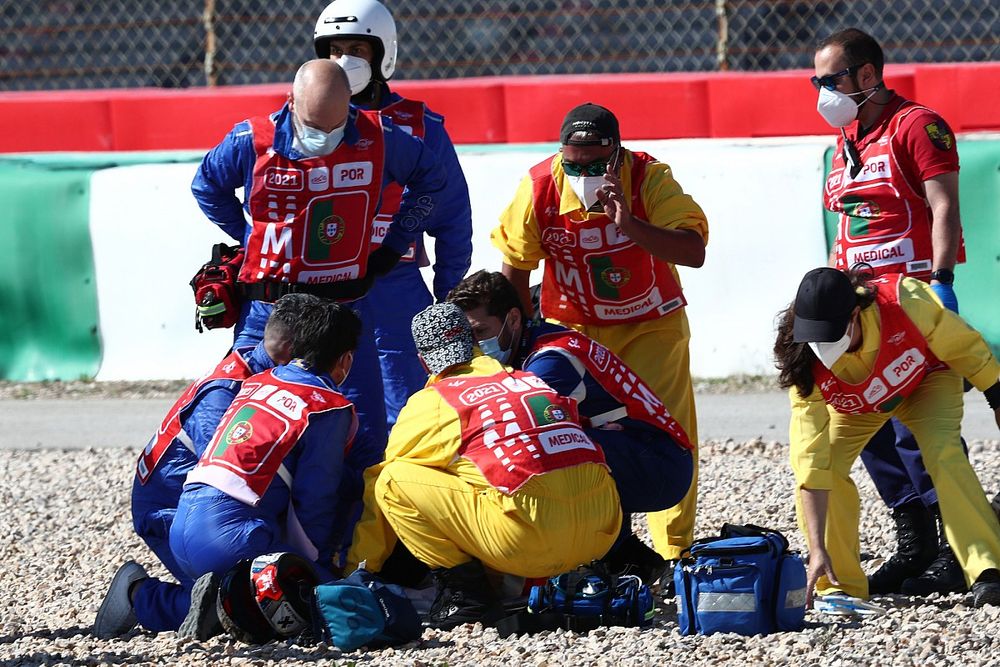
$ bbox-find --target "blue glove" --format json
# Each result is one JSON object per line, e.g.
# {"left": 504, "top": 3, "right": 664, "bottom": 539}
{"left": 930, "top": 281, "right": 959, "bottom": 313}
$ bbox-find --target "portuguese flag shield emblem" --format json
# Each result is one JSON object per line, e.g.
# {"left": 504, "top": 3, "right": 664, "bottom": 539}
{"left": 214, "top": 406, "right": 258, "bottom": 457}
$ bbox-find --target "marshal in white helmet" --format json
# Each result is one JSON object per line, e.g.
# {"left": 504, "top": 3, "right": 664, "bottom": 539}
{"left": 314, "top": 0, "right": 398, "bottom": 99}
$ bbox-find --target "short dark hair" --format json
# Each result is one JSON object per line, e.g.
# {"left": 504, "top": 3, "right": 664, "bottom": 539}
{"left": 291, "top": 299, "right": 362, "bottom": 371}
{"left": 447, "top": 270, "right": 526, "bottom": 321}
{"left": 818, "top": 28, "right": 885, "bottom": 77}
{"left": 265, "top": 293, "right": 316, "bottom": 342}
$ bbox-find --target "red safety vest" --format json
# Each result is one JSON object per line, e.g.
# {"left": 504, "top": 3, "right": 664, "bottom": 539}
{"left": 136, "top": 350, "right": 252, "bottom": 484}
{"left": 369, "top": 98, "right": 426, "bottom": 261}
{"left": 186, "top": 369, "right": 355, "bottom": 505}
{"left": 824, "top": 99, "right": 965, "bottom": 279}
{"left": 433, "top": 369, "right": 607, "bottom": 494}
{"left": 813, "top": 274, "right": 942, "bottom": 415}
{"left": 526, "top": 330, "right": 693, "bottom": 450}
{"left": 241, "top": 111, "right": 386, "bottom": 285}
{"left": 531, "top": 152, "right": 686, "bottom": 325}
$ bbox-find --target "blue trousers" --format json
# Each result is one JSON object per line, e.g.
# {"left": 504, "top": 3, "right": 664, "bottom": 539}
{"left": 130, "top": 450, "right": 198, "bottom": 633}
{"left": 861, "top": 417, "right": 969, "bottom": 509}
{"left": 366, "top": 262, "right": 432, "bottom": 427}
{"left": 234, "top": 297, "right": 388, "bottom": 466}
{"left": 587, "top": 425, "right": 694, "bottom": 543}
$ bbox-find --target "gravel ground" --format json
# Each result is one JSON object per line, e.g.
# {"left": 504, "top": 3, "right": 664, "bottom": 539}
{"left": 4, "top": 436, "right": 1000, "bottom": 666}
{"left": 0, "top": 374, "right": 780, "bottom": 401}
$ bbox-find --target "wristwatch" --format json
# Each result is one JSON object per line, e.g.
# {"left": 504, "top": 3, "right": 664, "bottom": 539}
{"left": 930, "top": 268, "right": 955, "bottom": 285}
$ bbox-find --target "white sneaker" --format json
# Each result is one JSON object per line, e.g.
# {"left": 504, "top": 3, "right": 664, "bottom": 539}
{"left": 93, "top": 561, "right": 149, "bottom": 639}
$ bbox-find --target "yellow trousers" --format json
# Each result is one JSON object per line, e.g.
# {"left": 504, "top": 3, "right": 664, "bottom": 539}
{"left": 374, "top": 461, "right": 621, "bottom": 577}
{"left": 792, "top": 370, "right": 1000, "bottom": 598}
{"left": 564, "top": 309, "right": 698, "bottom": 560}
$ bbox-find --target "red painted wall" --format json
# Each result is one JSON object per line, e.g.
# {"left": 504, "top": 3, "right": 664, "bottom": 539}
{"left": 1, "top": 63, "right": 997, "bottom": 152}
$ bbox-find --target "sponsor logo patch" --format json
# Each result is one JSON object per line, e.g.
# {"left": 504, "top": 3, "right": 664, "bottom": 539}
{"left": 354, "top": 138, "right": 374, "bottom": 150}
{"left": 308, "top": 167, "right": 329, "bottom": 192}
{"left": 864, "top": 377, "right": 888, "bottom": 404}
{"left": 580, "top": 229, "right": 603, "bottom": 250}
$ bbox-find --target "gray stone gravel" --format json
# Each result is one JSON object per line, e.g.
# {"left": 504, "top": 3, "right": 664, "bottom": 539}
{"left": 3, "top": 437, "right": 1000, "bottom": 665}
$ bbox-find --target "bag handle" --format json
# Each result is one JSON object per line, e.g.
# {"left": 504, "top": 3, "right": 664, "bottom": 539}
{"left": 719, "top": 523, "right": 790, "bottom": 552}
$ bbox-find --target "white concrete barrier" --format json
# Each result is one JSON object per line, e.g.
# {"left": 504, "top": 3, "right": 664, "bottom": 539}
{"left": 90, "top": 138, "right": 832, "bottom": 380}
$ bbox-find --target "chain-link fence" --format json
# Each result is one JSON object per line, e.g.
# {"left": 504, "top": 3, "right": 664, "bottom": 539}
{"left": 1, "top": 1, "right": 997, "bottom": 91}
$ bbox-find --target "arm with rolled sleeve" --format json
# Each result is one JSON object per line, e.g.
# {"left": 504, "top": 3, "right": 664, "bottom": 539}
{"left": 380, "top": 119, "right": 449, "bottom": 258}
{"left": 422, "top": 114, "right": 473, "bottom": 301}
{"left": 191, "top": 121, "right": 257, "bottom": 243}
{"left": 627, "top": 158, "right": 709, "bottom": 268}
{"left": 289, "top": 407, "right": 354, "bottom": 569}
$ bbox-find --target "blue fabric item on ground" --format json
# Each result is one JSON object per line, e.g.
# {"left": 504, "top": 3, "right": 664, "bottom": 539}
{"left": 311, "top": 568, "right": 421, "bottom": 651}
{"left": 675, "top": 525, "right": 806, "bottom": 636}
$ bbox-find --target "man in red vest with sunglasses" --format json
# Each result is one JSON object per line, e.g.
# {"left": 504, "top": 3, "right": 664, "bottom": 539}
{"left": 492, "top": 103, "right": 709, "bottom": 566}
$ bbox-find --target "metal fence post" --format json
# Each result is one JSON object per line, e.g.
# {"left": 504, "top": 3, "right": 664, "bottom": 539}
{"left": 715, "top": 0, "right": 729, "bottom": 71}
{"left": 203, "top": 0, "right": 218, "bottom": 87}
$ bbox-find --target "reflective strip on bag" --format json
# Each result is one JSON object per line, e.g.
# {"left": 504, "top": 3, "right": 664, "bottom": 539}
{"left": 785, "top": 587, "right": 807, "bottom": 609}
{"left": 696, "top": 592, "right": 757, "bottom": 612}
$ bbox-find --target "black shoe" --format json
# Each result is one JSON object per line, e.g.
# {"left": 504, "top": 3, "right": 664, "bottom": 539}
{"left": 972, "top": 569, "right": 1000, "bottom": 608}
{"left": 179, "top": 572, "right": 224, "bottom": 640}
{"left": 900, "top": 505, "right": 968, "bottom": 596}
{"left": 600, "top": 533, "right": 667, "bottom": 588}
{"left": 426, "top": 560, "right": 504, "bottom": 631}
{"left": 867, "top": 501, "right": 937, "bottom": 594}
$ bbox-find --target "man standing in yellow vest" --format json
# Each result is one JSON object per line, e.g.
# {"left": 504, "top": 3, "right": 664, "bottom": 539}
{"left": 491, "top": 103, "right": 708, "bottom": 561}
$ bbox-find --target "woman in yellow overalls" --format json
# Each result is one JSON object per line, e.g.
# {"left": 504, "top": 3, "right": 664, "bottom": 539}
{"left": 774, "top": 266, "right": 1000, "bottom": 607}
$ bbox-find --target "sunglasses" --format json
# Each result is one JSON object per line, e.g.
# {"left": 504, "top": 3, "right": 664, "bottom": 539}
{"left": 562, "top": 147, "right": 620, "bottom": 177}
{"left": 810, "top": 64, "right": 861, "bottom": 91}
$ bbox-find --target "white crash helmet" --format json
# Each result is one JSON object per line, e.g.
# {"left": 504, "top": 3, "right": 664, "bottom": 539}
{"left": 314, "top": 0, "right": 398, "bottom": 81}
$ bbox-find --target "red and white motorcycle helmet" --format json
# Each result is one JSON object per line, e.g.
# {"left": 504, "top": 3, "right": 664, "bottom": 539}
{"left": 217, "top": 552, "right": 320, "bottom": 644}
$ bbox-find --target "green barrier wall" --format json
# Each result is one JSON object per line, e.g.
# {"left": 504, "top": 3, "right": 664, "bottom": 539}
{"left": 823, "top": 139, "right": 1000, "bottom": 356}
{"left": 0, "top": 153, "right": 202, "bottom": 381}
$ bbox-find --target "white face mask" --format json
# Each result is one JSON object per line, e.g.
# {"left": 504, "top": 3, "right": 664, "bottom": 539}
{"left": 567, "top": 174, "right": 605, "bottom": 211}
{"left": 808, "top": 321, "right": 854, "bottom": 369}
{"left": 292, "top": 114, "right": 346, "bottom": 157}
{"left": 336, "top": 55, "right": 372, "bottom": 96}
{"left": 816, "top": 85, "right": 880, "bottom": 128}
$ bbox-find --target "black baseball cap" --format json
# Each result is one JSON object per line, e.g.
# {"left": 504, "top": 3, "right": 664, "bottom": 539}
{"left": 559, "top": 103, "right": 620, "bottom": 146}
{"left": 792, "top": 268, "right": 857, "bottom": 342}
